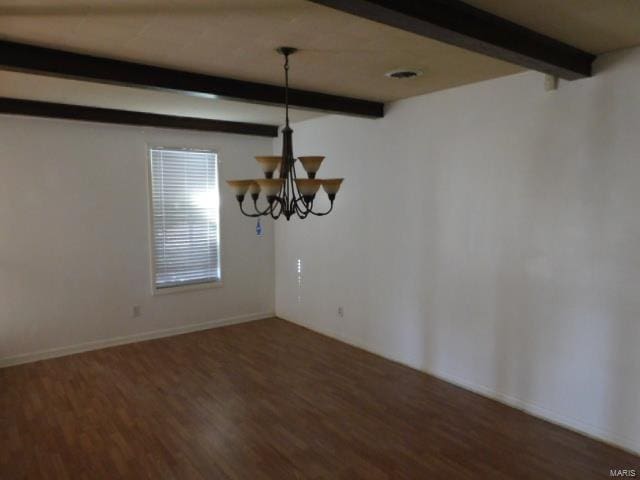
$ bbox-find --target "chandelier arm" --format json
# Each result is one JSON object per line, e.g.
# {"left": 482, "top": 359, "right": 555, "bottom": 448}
{"left": 290, "top": 171, "right": 300, "bottom": 218}
{"left": 283, "top": 179, "right": 291, "bottom": 218}
{"left": 254, "top": 197, "right": 275, "bottom": 216}
{"left": 290, "top": 163, "right": 313, "bottom": 215}
{"left": 239, "top": 200, "right": 267, "bottom": 218}
{"left": 293, "top": 196, "right": 311, "bottom": 219}
{"left": 286, "top": 159, "right": 297, "bottom": 217}
{"left": 308, "top": 199, "right": 335, "bottom": 216}
{"left": 295, "top": 203, "right": 310, "bottom": 219}
{"left": 293, "top": 198, "right": 303, "bottom": 217}
{"left": 269, "top": 197, "right": 287, "bottom": 220}
{"left": 270, "top": 196, "right": 285, "bottom": 219}
{"left": 295, "top": 193, "right": 313, "bottom": 211}
{"left": 239, "top": 196, "right": 281, "bottom": 218}
{"left": 291, "top": 192, "right": 303, "bottom": 212}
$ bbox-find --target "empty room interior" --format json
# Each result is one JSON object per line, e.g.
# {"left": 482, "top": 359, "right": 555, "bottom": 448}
{"left": 2, "top": 0, "right": 640, "bottom": 478}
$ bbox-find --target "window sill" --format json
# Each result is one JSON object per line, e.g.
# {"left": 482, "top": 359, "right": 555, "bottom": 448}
{"left": 152, "top": 281, "right": 223, "bottom": 296}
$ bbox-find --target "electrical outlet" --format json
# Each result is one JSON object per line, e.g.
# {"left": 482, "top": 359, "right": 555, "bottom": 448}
{"left": 132, "top": 305, "right": 142, "bottom": 318}
{"left": 338, "top": 306, "right": 344, "bottom": 318}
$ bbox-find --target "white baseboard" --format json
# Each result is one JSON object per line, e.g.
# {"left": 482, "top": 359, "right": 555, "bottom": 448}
{"left": 280, "top": 315, "right": 640, "bottom": 457}
{"left": 0, "top": 311, "right": 274, "bottom": 369}
{"left": 422, "top": 366, "right": 640, "bottom": 457}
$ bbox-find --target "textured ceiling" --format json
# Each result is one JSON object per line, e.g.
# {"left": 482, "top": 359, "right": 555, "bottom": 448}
{"left": 0, "top": 0, "right": 523, "bottom": 103}
{"left": 0, "top": 0, "right": 638, "bottom": 124}
{"left": 465, "top": 0, "right": 640, "bottom": 54}
{"left": 0, "top": 70, "right": 322, "bottom": 125}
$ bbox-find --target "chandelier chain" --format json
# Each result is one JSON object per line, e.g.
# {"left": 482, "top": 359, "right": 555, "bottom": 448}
{"left": 284, "top": 52, "right": 290, "bottom": 128}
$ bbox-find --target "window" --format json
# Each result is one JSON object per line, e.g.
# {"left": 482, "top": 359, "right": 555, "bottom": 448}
{"left": 149, "top": 147, "right": 221, "bottom": 291}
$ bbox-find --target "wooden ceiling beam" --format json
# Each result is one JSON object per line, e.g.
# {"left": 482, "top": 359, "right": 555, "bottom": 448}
{"left": 0, "top": 39, "right": 384, "bottom": 119}
{"left": 0, "top": 97, "right": 279, "bottom": 137}
{"left": 308, "top": 0, "right": 595, "bottom": 80}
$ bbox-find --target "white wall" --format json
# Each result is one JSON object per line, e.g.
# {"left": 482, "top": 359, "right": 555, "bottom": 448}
{"left": 275, "top": 47, "right": 640, "bottom": 454}
{"left": 0, "top": 116, "right": 274, "bottom": 364}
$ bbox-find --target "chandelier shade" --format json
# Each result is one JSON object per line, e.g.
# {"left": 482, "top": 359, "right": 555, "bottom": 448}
{"left": 226, "top": 47, "right": 343, "bottom": 221}
{"left": 226, "top": 180, "right": 255, "bottom": 196}
{"left": 295, "top": 179, "right": 323, "bottom": 197}
{"left": 255, "top": 178, "right": 285, "bottom": 197}
{"left": 321, "top": 178, "right": 344, "bottom": 196}
{"left": 255, "top": 156, "right": 282, "bottom": 178}
{"left": 248, "top": 181, "right": 261, "bottom": 195}
{"left": 298, "top": 156, "right": 324, "bottom": 178}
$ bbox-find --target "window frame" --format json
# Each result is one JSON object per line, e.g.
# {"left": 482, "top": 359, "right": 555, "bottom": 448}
{"left": 146, "top": 144, "right": 223, "bottom": 295}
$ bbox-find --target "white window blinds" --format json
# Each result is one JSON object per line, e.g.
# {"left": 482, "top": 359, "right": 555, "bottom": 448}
{"left": 149, "top": 148, "right": 221, "bottom": 290}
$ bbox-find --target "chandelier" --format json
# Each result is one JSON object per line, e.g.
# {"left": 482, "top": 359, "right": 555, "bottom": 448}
{"left": 226, "top": 47, "right": 343, "bottom": 221}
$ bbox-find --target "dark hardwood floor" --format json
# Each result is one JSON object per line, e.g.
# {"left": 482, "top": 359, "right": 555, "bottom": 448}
{"left": 1, "top": 318, "right": 637, "bottom": 479}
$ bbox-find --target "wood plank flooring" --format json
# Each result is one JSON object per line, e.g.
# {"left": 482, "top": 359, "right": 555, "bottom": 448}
{"left": 1, "top": 318, "right": 638, "bottom": 479}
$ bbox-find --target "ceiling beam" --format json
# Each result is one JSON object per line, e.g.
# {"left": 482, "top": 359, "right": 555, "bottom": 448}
{"left": 0, "top": 97, "right": 279, "bottom": 137}
{"left": 308, "top": 0, "right": 595, "bottom": 80}
{"left": 0, "top": 39, "right": 384, "bottom": 118}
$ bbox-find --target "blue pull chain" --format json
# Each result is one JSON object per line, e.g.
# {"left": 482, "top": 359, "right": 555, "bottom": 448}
{"left": 256, "top": 218, "right": 263, "bottom": 236}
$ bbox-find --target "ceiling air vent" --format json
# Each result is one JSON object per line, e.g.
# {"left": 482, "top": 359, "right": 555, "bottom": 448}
{"left": 385, "top": 69, "right": 424, "bottom": 79}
